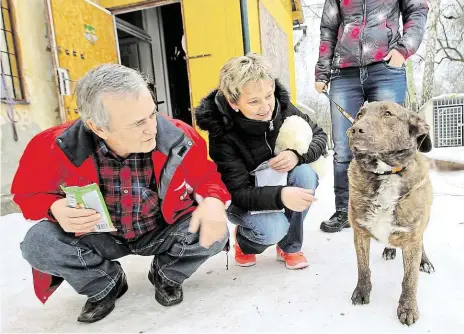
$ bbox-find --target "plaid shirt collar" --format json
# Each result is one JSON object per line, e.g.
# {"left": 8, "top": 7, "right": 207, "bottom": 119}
{"left": 94, "top": 136, "right": 128, "bottom": 162}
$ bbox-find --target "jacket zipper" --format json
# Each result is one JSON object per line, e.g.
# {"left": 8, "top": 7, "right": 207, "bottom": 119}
{"left": 264, "top": 131, "right": 273, "bottom": 155}
{"left": 359, "top": 0, "right": 367, "bottom": 67}
{"left": 158, "top": 134, "right": 185, "bottom": 196}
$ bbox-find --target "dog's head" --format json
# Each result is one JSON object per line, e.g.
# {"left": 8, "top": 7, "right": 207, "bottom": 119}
{"left": 347, "top": 101, "right": 432, "bottom": 173}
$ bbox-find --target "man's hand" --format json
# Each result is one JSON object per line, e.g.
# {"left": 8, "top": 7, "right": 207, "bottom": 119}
{"left": 269, "top": 151, "right": 299, "bottom": 173}
{"left": 189, "top": 197, "right": 227, "bottom": 248}
{"left": 315, "top": 81, "right": 328, "bottom": 94}
{"left": 384, "top": 49, "right": 405, "bottom": 67}
{"left": 50, "top": 198, "right": 101, "bottom": 233}
{"left": 281, "top": 187, "right": 316, "bottom": 212}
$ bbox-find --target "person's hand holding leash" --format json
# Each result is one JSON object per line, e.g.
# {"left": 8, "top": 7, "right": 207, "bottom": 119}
{"left": 189, "top": 197, "right": 227, "bottom": 248}
{"left": 314, "top": 81, "right": 328, "bottom": 94}
{"left": 269, "top": 151, "right": 299, "bottom": 172}
{"left": 50, "top": 198, "right": 101, "bottom": 233}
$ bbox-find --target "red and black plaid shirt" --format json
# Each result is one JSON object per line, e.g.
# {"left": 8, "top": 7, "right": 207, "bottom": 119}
{"left": 94, "top": 138, "right": 162, "bottom": 240}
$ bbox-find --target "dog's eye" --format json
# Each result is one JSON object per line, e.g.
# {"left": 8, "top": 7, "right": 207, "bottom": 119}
{"left": 384, "top": 111, "right": 392, "bottom": 117}
{"left": 356, "top": 113, "right": 363, "bottom": 119}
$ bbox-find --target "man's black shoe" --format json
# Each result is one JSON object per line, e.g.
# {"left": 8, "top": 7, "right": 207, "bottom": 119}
{"left": 148, "top": 263, "right": 183, "bottom": 307}
{"left": 77, "top": 272, "right": 128, "bottom": 323}
{"left": 320, "top": 211, "right": 350, "bottom": 233}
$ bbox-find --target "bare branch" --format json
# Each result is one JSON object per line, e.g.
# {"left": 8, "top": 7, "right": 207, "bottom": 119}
{"left": 302, "top": 4, "right": 322, "bottom": 19}
{"left": 453, "top": 0, "right": 464, "bottom": 13}
{"left": 415, "top": 53, "right": 426, "bottom": 63}
{"left": 436, "top": 12, "right": 464, "bottom": 63}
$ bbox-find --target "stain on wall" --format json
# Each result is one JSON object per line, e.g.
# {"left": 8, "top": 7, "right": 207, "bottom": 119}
{"left": 259, "top": 2, "right": 290, "bottom": 91}
{"left": 1, "top": 0, "right": 59, "bottom": 215}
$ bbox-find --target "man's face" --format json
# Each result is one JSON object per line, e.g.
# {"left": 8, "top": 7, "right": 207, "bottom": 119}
{"left": 91, "top": 87, "right": 157, "bottom": 158}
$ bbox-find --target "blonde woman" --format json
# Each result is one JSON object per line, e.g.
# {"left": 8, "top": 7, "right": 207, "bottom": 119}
{"left": 196, "top": 54, "right": 327, "bottom": 270}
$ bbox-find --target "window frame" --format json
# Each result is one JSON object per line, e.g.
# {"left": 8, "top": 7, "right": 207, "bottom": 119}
{"left": 1, "top": 0, "right": 26, "bottom": 103}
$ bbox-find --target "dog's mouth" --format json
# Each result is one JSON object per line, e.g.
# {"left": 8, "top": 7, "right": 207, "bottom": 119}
{"left": 352, "top": 146, "right": 411, "bottom": 156}
{"left": 383, "top": 148, "right": 411, "bottom": 156}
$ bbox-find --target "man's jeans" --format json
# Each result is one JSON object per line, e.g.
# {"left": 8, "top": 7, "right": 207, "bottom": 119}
{"left": 20, "top": 215, "right": 228, "bottom": 302}
{"left": 228, "top": 164, "right": 319, "bottom": 254}
{"left": 329, "top": 61, "right": 406, "bottom": 211}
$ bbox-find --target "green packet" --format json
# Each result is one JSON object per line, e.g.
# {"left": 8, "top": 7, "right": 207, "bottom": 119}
{"left": 60, "top": 183, "right": 116, "bottom": 232}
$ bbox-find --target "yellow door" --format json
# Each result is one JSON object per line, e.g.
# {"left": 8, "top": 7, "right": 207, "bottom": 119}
{"left": 181, "top": 0, "right": 243, "bottom": 131}
{"left": 46, "top": 0, "right": 119, "bottom": 122}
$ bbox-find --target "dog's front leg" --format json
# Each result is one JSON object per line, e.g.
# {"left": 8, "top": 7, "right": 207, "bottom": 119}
{"left": 398, "top": 242, "right": 422, "bottom": 326}
{"left": 351, "top": 229, "right": 372, "bottom": 305}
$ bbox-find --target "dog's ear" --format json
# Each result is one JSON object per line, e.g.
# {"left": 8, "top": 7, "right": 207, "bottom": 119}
{"left": 409, "top": 112, "right": 432, "bottom": 153}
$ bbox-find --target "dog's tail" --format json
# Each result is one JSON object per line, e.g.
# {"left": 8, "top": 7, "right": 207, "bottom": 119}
{"left": 426, "top": 157, "right": 464, "bottom": 172}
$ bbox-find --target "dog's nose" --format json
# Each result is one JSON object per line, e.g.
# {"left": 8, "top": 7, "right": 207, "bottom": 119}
{"left": 351, "top": 125, "right": 365, "bottom": 135}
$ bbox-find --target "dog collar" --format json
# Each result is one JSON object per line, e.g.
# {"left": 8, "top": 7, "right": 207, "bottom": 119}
{"left": 380, "top": 166, "right": 405, "bottom": 175}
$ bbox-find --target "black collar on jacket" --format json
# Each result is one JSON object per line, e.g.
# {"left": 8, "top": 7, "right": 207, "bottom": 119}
{"left": 195, "top": 79, "right": 291, "bottom": 138}
{"left": 222, "top": 96, "right": 282, "bottom": 136}
{"left": 56, "top": 120, "right": 95, "bottom": 167}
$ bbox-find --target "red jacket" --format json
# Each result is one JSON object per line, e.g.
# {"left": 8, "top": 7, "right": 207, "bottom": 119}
{"left": 11, "top": 115, "right": 231, "bottom": 303}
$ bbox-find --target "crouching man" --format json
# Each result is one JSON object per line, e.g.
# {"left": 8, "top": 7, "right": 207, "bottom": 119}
{"left": 11, "top": 64, "right": 231, "bottom": 323}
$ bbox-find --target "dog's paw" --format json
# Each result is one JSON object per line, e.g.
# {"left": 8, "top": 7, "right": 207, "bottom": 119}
{"left": 382, "top": 247, "right": 396, "bottom": 261}
{"left": 397, "top": 303, "right": 419, "bottom": 326}
{"left": 420, "top": 259, "right": 435, "bottom": 274}
{"left": 351, "top": 287, "right": 371, "bottom": 305}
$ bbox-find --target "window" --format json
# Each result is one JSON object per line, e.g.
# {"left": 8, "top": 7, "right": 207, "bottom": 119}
{"left": 1, "top": 0, "right": 24, "bottom": 101}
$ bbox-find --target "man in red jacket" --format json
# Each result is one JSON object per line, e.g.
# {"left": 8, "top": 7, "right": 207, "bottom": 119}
{"left": 12, "top": 64, "right": 231, "bottom": 323}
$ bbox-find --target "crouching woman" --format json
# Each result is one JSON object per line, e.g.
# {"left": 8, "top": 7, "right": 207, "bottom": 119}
{"left": 195, "top": 53, "right": 328, "bottom": 270}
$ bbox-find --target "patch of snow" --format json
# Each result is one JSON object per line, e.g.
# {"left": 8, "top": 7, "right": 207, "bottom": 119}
{"left": 432, "top": 92, "right": 464, "bottom": 100}
{"left": 425, "top": 146, "right": 464, "bottom": 164}
{"left": 1, "top": 154, "right": 463, "bottom": 333}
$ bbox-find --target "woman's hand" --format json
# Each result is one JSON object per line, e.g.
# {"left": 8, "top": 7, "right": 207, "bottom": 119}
{"left": 384, "top": 49, "right": 405, "bottom": 67}
{"left": 314, "top": 81, "right": 328, "bottom": 93}
{"left": 281, "top": 187, "right": 316, "bottom": 212}
{"left": 269, "top": 151, "right": 299, "bottom": 172}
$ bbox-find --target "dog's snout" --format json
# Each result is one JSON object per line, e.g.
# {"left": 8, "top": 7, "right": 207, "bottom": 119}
{"left": 351, "top": 125, "right": 365, "bottom": 135}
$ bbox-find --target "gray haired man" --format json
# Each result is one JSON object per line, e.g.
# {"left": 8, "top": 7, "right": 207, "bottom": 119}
{"left": 12, "top": 64, "right": 232, "bottom": 323}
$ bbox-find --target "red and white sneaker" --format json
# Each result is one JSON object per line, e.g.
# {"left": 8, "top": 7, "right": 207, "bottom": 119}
{"left": 276, "top": 246, "right": 309, "bottom": 270}
{"left": 234, "top": 226, "right": 256, "bottom": 267}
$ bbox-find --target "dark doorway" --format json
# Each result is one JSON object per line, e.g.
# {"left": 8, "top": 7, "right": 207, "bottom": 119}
{"left": 161, "top": 3, "right": 192, "bottom": 125}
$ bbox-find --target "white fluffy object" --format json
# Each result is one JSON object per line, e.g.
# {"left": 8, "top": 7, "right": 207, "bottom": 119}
{"left": 275, "top": 115, "right": 328, "bottom": 177}
{"left": 275, "top": 115, "right": 312, "bottom": 155}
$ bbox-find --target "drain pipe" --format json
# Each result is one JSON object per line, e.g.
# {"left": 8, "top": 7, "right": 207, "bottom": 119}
{"left": 240, "top": 0, "right": 251, "bottom": 54}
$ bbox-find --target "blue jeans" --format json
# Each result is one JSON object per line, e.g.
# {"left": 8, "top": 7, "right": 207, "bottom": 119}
{"left": 329, "top": 61, "right": 406, "bottom": 211}
{"left": 20, "top": 215, "right": 228, "bottom": 301}
{"left": 228, "top": 164, "right": 319, "bottom": 254}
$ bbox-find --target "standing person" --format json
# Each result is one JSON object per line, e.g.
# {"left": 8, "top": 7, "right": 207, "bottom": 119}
{"left": 315, "top": 0, "right": 429, "bottom": 233}
{"left": 12, "top": 64, "right": 231, "bottom": 323}
{"left": 196, "top": 54, "right": 328, "bottom": 270}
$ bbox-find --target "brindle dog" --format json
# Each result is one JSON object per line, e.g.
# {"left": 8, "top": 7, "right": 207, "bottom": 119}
{"left": 347, "top": 102, "right": 435, "bottom": 326}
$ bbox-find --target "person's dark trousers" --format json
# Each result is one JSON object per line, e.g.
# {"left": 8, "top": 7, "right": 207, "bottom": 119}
{"left": 322, "top": 61, "right": 406, "bottom": 231}
{"left": 20, "top": 215, "right": 229, "bottom": 303}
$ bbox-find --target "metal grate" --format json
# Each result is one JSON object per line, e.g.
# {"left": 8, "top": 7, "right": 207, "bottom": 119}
{"left": 433, "top": 97, "right": 464, "bottom": 148}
